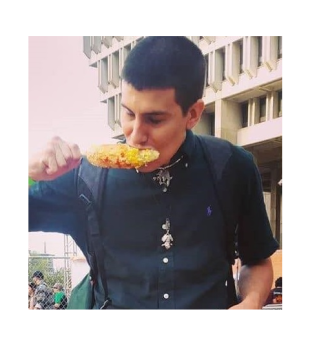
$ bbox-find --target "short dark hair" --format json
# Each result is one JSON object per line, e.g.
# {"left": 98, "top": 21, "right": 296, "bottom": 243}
{"left": 32, "top": 270, "right": 44, "bottom": 279}
{"left": 121, "top": 36, "right": 206, "bottom": 115}
{"left": 275, "top": 277, "right": 282, "bottom": 288}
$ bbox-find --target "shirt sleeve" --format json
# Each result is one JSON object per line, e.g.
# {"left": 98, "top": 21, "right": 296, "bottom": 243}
{"left": 29, "top": 169, "right": 88, "bottom": 253}
{"left": 235, "top": 148, "right": 279, "bottom": 265}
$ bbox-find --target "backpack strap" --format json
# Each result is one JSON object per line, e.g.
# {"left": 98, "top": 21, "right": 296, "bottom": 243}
{"left": 76, "top": 157, "right": 111, "bottom": 309}
{"left": 197, "top": 134, "right": 248, "bottom": 306}
{"left": 197, "top": 135, "right": 238, "bottom": 262}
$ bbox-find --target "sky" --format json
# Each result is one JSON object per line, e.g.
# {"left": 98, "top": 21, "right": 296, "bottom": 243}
{"left": 29, "top": 36, "right": 112, "bottom": 257}
{"left": 29, "top": 36, "right": 111, "bottom": 154}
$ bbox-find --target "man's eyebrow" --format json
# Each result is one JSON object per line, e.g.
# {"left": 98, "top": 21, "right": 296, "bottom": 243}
{"left": 121, "top": 103, "right": 170, "bottom": 116}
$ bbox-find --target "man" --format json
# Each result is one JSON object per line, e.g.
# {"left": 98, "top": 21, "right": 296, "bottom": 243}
{"left": 29, "top": 36, "right": 278, "bottom": 309}
{"left": 31, "top": 271, "right": 54, "bottom": 309}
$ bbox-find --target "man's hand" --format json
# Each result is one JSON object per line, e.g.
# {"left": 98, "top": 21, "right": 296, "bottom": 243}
{"left": 29, "top": 136, "right": 82, "bottom": 182}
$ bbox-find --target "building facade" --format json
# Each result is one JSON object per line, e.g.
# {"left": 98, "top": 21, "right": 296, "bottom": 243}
{"left": 82, "top": 36, "right": 282, "bottom": 248}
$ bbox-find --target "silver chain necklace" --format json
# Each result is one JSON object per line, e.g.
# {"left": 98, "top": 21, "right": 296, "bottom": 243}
{"left": 153, "top": 155, "right": 184, "bottom": 193}
{"left": 153, "top": 155, "right": 183, "bottom": 249}
{"left": 138, "top": 154, "right": 184, "bottom": 250}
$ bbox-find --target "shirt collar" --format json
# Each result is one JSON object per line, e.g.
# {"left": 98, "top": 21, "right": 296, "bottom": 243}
{"left": 171, "top": 129, "right": 195, "bottom": 163}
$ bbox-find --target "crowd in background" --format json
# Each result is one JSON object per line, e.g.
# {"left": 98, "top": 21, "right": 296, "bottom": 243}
{"left": 28, "top": 271, "right": 67, "bottom": 310}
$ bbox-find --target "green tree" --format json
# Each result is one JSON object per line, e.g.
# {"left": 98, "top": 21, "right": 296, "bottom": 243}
{"left": 28, "top": 254, "right": 69, "bottom": 288}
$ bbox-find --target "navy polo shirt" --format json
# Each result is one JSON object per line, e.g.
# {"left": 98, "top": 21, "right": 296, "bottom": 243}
{"left": 29, "top": 130, "right": 278, "bottom": 309}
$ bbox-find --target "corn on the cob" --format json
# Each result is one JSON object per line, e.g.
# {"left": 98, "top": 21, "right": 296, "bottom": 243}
{"left": 86, "top": 143, "right": 160, "bottom": 169}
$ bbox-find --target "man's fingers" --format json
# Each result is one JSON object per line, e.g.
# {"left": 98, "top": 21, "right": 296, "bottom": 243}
{"left": 44, "top": 136, "right": 82, "bottom": 176}
{"left": 63, "top": 141, "right": 82, "bottom": 170}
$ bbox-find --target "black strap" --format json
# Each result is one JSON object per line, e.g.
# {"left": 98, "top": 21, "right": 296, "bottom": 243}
{"left": 197, "top": 135, "right": 238, "bottom": 262}
{"left": 77, "top": 158, "right": 111, "bottom": 309}
{"left": 197, "top": 135, "right": 240, "bottom": 306}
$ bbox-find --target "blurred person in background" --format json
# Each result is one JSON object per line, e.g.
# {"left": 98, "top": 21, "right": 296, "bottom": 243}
{"left": 53, "top": 282, "right": 68, "bottom": 309}
{"left": 264, "top": 276, "right": 282, "bottom": 305}
{"left": 31, "top": 271, "right": 54, "bottom": 309}
{"left": 28, "top": 282, "right": 36, "bottom": 309}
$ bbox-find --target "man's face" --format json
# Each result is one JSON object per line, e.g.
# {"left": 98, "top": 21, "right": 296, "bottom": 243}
{"left": 120, "top": 82, "right": 201, "bottom": 172}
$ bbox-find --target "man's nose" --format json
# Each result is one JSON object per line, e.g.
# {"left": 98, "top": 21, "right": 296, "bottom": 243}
{"left": 131, "top": 119, "right": 148, "bottom": 145}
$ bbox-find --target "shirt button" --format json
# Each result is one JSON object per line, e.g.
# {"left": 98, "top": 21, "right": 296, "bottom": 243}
{"left": 163, "top": 257, "right": 168, "bottom": 263}
{"left": 163, "top": 293, "right": 169, "bottom": 299}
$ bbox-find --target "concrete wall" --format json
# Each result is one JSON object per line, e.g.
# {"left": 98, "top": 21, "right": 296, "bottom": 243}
{"left": 71, "top": 255, "right": 90, "bottom": 288}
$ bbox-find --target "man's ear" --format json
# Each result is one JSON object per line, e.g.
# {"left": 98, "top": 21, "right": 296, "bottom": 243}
{"left": 186, "top": 99, "right": 205, "bottom": 130}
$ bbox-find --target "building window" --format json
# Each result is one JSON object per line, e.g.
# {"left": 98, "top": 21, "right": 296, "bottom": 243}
{"left": 278, "top": 90, "right": 282, "bottom": 117}
{"left": 241, "top": 102, "right": 248, "bottom": 127}
{"left": 92, "top": 36, "right": 101, "bottom": 54}
{"left": 257, "top": 36, "right": 263, "bottom": 66}
{"left": 216, "top": 48, "right": 226, "bottom": 81}
{"left": 278, "top": 36, "right": 282, "bottom": 59}
{"left": 110, "top": 51, "right": 120, "bottom": 88}
{"left": 120, "top": 44, "right": 131, "bottom": 72}
{"left": 208, "top": 112, "right": 215, "bottom": 135}
{"left": 98, "top": 57, "right": 108, "bottom": 93}
{"left": 108, "top": 95, "right": 121, "bottom": 129}
{"left": 204, "top": 55, "right": 209, "bottom": 87}
{"left": 194, "top": 110, "right": 214, "bottom": 135}
{"left": 239, "top": 40, "right": 243, "bottom": 74}
{"left": 260, "top": 97, "right": 266, "bottom": 122}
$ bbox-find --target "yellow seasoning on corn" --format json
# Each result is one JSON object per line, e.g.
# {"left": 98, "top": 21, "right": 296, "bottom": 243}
{"left": 86, "top": 144, "right": 160, "bottom": 169}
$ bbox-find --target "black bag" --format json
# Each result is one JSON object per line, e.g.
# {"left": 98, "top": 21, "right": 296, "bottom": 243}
{"left": 74, "top": 159, "right": 110, "bottom": 309}
{"left": 67, "top": 273, "right": 93, "bottom": 309}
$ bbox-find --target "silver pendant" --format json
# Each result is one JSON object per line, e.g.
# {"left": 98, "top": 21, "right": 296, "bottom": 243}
{"left": 161, "top": 233, "right": 173, "bottom": 250}
{"left": 161, "top": 218, "right": 173, "bottom": 250}
{"left": 153, "top": 169, "right": 172, "bottom": 191}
